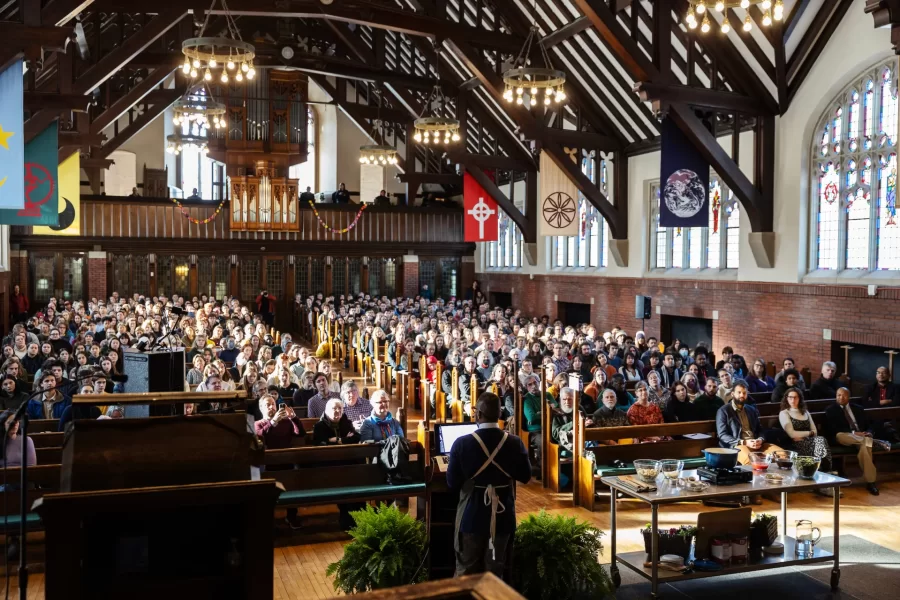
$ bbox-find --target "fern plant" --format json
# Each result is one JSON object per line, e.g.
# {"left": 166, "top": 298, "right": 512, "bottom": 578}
{"left": 513, "top": 510, "right": 615, "bottom": 600}
{"left": 325, "top": 503, "right": 427, "bottom": 594}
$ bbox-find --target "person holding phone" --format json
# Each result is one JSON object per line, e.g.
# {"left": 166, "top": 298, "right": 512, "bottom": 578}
{"left": 255, "top": 394, "right": 306, "bottom": 529}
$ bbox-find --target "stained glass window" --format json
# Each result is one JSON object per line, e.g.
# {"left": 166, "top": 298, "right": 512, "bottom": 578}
{"left": 811, "top": 58, "right": 900, "bottom": 272}
{"left": 649, "top": 177, "right": 737, "bottom": 270}
{"left": 488, "top": 211, "right": 523, "bottom": 268}
{"left": 550, "top": 155, "right": 609, "bottom": 269}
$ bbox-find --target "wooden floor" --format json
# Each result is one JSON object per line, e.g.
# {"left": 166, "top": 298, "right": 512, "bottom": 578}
{"left": 5, "top": 368, "right": 900, "bottom": 598}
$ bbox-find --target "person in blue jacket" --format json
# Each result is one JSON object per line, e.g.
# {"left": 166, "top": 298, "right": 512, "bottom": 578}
{"left": 447, "top": 392, "right": 531, "bottom": 580}
{"left": 26, "top": 372, "right": 71, "bottom": 420}
{"left": 359, "top": 389, "right": 404, "bottom": 442}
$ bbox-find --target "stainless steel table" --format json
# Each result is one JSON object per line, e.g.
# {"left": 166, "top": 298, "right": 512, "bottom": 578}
{"left": 601, "top": 468, "right": 850, "bottom": 598}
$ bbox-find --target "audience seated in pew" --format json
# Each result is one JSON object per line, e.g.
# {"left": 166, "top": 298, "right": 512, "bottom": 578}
{"left": 716, "top": 382, "right": 786, "bottom": 465}
{"left": 779, "top": 387, "right": 833, "bottom": 476}
{"left": 590, "top": 389, "right": 630, "bottom": 433}
{"left": 825, "top": 387, "right": 893, "bottom": 495}
{"left": 809, "top": 361, "right": 841, "bottom": 400}
{"left": 359, "top": 390, "right": 404, "bottom": 442}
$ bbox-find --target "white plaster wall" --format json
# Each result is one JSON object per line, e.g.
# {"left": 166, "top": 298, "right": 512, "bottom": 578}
{"left": 478, "top": 7, "right": 892, "bottom": 285}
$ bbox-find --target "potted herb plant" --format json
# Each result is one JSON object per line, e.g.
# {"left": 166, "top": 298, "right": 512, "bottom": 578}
{"left": 796, "top": 456, "right": 821, "bottom": 479}
{"left": 749, "top": 513, "right": 778, "bottom": 549}
{"left": 513, "top": 510, "right": 615, "bottom": 600}
{"left": 326, "top": 503, "right": 427, "bottom": 593}
{"left": 640, "top": 525, "right": 696, "bottom": 561}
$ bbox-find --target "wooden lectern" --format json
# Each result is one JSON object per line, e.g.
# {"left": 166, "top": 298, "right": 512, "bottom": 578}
{"left": 33, "top": 413, "right": 278, "bottom": 600}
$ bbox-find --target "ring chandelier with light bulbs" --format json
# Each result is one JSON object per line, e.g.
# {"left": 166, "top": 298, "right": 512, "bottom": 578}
{"left": 685, "top": 0, "right": 784, "bottom": 34}
{"left": 181, "top": 0, "right": 256, "bottom": 84}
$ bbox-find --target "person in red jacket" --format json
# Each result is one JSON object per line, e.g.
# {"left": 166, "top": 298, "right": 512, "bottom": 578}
{"left": 10, "top": 285, "right": 28, "bottom": 324}
{"left": 255, "top": 290, "right": 276, "bottom": 327}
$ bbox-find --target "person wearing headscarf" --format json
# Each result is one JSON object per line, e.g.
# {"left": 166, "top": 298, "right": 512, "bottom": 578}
{"left": 359, "top": 390, "right": 404, "bottom": 442}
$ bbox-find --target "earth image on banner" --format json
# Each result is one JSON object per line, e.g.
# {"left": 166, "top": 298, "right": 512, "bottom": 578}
{"left": 663, "top": 169, "right": 705, "bottom": 218}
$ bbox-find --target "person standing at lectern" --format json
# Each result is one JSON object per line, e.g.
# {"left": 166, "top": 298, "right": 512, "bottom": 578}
{"left": 447, "top": 392, "right": 531, "bottom": 579}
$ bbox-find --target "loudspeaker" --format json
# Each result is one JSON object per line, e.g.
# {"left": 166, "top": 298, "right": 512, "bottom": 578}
{"left": 123, "top": 349, "right": 186, "bottom": 417}
{"left": 635, "top": 295, "right": 652, "bottom": 320}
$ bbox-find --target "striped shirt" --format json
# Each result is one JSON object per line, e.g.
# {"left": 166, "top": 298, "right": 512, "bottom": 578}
{"left": 307, "top": 392, "right": 341, "bottom": 419}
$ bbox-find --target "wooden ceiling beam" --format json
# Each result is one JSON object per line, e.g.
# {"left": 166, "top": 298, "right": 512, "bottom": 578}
{"left": 634, "top": 81, "right": 764, "bottom": 114}
{"left": 94, "top": 88, "right": 182, "bottom": 159}
{"left": 541, "top": 16, "right": 591, "bottom": 48}
{"left": 465, "top": 163, "right": 535, "bottom": 244}
{"left": 789, "top": 0, "right": 853, "bottom": 104}
{"left": 444, "top": 36, "right": 626, "bottom": 238}
{"left": 42, "top": 0, "right": 94, "bottom": 26}
{"left": 24, "top": 91, "right": 91, "bottom": 112}
{"left": 0, "top": 21, "right": 73, "bottom": 71}
{"left": 784, "top": 0, "right": 813, "bottom": 43}
{"left": 89, "top": 66, "right": 174, "bottom": 135}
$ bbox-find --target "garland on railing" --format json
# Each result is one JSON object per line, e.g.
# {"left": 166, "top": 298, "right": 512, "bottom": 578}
{"left": 171, "top": 198, "right": 227, "bottom": 225}
{"left": 308, "top": 199, "right": 367, "bottom": 233}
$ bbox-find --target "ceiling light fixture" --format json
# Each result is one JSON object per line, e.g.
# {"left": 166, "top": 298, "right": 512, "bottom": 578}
{"left": 685, "top": 0, "right": 783, "bottom": 33}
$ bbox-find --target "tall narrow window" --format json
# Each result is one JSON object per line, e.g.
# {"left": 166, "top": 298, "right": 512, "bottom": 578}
{"left": 810, "top": 58, "right": 899, "bottom": 272}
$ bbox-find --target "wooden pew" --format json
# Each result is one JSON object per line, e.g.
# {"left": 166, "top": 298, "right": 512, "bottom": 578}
{"left": 0, "top": 464, "right": 62, "bottom": 532}
{"left": 541, "top": 374, "right": 566, "bottom": 492}
{"left": 449, "top": 368, "right": 464, "bottom": 423}
{"left": 261, "top": 442, "right": 426, "bottom": 508}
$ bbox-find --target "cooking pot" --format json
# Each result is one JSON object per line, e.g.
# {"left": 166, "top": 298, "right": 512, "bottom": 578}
{"left": 703, "top": 447, "right": 739, "bottom": 469}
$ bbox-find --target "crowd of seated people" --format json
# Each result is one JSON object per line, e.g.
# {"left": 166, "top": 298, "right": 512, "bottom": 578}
{"left": 306, "top": 286, "right": 899, "bottom": 496}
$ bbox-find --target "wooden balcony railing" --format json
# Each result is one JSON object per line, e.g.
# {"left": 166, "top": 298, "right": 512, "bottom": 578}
{"left": 13, "top": 196, "right": 466, "bottom": 245}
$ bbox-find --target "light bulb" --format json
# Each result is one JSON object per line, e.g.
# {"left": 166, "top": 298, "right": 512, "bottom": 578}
{"left": 761, "top": 0, "right": 771, "bottom": 9}
{"left": 235, "top": 71, "right": 243, "bottom": 82}
{"left": 209, "top": 58, "right": 217, "bottom": 68}
{"left": 516, "top": 96, "right": 523, "bottom": 105}
{"left": 247, "top": 68, "right": 255, "bottom": 80}
{"left": 414, "top": 133, "right": 422, "bottom": 142}
{"left": 220, "top": 119, "right": 226, "bottom": 128}
{"left": 423, "top": 137, "right": 429, "bottom": 145}
{"left": 696, "top": 1, "right": 706, "bottom": 14}
{"left": 443, "top": 136, "right": 450, "bottom": 144}
{"left": 557, "top": 90, "right": 566, "bottom": 101}
{"left": 701, "top": 14, "right": 711, "bottom": 33}
{"left": 204, "top": 69, "right": 212, "bottom": 81}
{"left": 173, "top": 116, "right": 179, "bottom": 125}
{"left": 762, "top": 10, "right": 772, "bottom": 26}
{"left": 530, "top": 96, "right": 537, "bottom": 106}
{"left": 715, "top": 1, "right": 724, "bottom": 12}
{"left": 241, "top": 63, "right": 249, "bottom": 73}
{"left": 451, "top": 133, "right": 460, "bottom": 142}
{"left": 721, "top": 16, "right": 731, "bottom": 33}
{"left": 531, "top": 86, "right": 538, "bottom": 95}
{"left": 221, "top": 72, "right": 229, "bottom": 83}
{"left": 689, "top": 17, "right": 698, "bottom": 29}
{"left": 190, "top": 68, "right": 198, "bottom": 78}
{"left": 686, "top": 9, "right": 696, "bottom": 24}
{"left": 227, "top": 60, "right": 235, "bottom": 70}
{"left": 516, "top": 86, "right": 523, "bottom": 95}
{"left": 774, "top": 1, "right": 784, "bottom": 20}
{"left": 370, "top": 155, "right": 375, "bottom": 162}
{"left": 182, "top": 62, "right": 190, "bottom": 74}
{"left": 192, "top": 59, "right": 200, "bottom": 68}
{"left": 544, "top": 96, "right": 551, "bottom": 106}
{"left": 743, "top": 14, "right": 752, "bottom": 31}
{"left": 359, "top": 156, "right": 366, "bottom": 164}
{"left": 740, "top": 0, "right": 750, "bottom": 7}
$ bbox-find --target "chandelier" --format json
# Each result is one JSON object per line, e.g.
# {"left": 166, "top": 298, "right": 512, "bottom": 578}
{"left": 502, "top": 23, "right": 566, "bottom": 107}
{"left": 360, "top": 88, "right": 398, "bottom": 165}
{"left": 359, "top": 143, "right": 398, "bottom": 166}
{"left": 166, "top": 133, "right": 209, "bottom": 155}
{"left": 172, "top": 89, "right": 227, "bottom": 130}
{"left": 413, "top": 44, "right": 461, "bottom": 145}
{"left": 182, "top": 0, "right": 256, "bottom": 83}
{"left": 685, "top": 0, "right": 783, "bottom": 33}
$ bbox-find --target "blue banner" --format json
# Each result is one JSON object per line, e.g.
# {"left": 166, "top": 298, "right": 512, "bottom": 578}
{"left": 0, "top": 59, "right": 24, "bottom": 209}
{"left": 0, "top": 122, "right": 58, "bottom": 226}
{"left": 659, "top": 117, "right": 709, "bottom": 227}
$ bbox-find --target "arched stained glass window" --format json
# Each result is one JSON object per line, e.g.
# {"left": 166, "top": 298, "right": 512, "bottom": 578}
{"left": 811, "top": 58, "right": 899, "bottom": 272}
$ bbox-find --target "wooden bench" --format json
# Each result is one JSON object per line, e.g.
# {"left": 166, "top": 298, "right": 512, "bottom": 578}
{"left": 0, "top": 464, "right": 62, "bottom": 532}
{"left": 261, "top": 442, "right": 426, "bottom": 508}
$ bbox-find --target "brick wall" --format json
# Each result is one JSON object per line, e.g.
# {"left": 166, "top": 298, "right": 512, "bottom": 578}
{"left": 478, "top": 273, "right": 900, "bottom": 370}
{"left": 87, "top": 256, "right": 107, "bottom": 301}
{"left": 402, "top": 260, "right": 419, "bottom": 297}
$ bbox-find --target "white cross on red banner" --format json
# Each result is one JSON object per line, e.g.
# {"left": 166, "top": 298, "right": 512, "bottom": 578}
{"left": 463, "top": 173, "right": 499, "bottom": 242}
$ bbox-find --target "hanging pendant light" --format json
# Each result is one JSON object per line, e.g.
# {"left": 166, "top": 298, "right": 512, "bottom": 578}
{"left": 359, "top": 86, "right": 399, "bottom": 165}
{"left": 414, "top": 42, "right": 461, "bottom": 145}
{"left": 182, "top": 0, "right": 255, "bottom": 84}
{"left": 502, "top": 11, "right": 566, "bottom": 110}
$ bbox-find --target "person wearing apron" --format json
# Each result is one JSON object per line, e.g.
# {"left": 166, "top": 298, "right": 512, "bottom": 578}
{"left": 447, "top": 392, "right": 532, "bottom": 579}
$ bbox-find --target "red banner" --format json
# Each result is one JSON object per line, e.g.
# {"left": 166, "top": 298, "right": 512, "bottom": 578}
{"left": 463, "top": 173, "right": 499, "bottom": 242}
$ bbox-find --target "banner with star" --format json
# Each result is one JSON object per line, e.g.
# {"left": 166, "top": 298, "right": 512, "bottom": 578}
{"left": 0, "top": 59, "right": 24, "bottom": 209}
{"left": 0, "top": 122, "right": 59, "bottom": 226}
{"left": 34, "top": 151, "right": 80, "bottom": 235}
